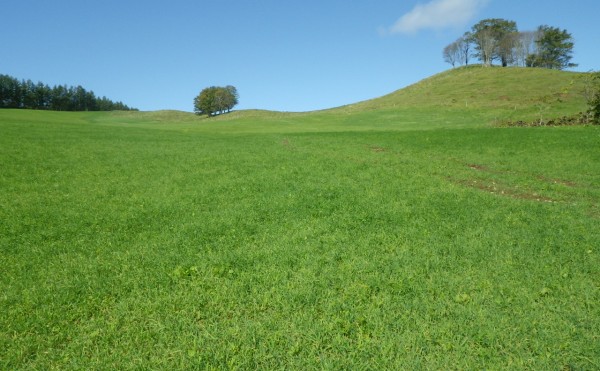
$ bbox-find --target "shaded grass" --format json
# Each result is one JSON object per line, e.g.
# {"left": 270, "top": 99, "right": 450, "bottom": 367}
{"left": 1, "top": 108, "right": 599, "bottom": 368}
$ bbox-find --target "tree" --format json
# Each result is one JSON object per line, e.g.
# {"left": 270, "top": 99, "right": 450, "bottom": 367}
{"left": 34, "top": 82, "right": 52, "bottom": 109}
{"left": 194, "top": 86, "right": 218, "bottom": 117}
{"left": 470, "top": 18, "right": 518, "bottom": 67}
{"left": 50, "top": 85, "right": 70, "bottom": 111}
{"left": 458, "top": 33, "right": 471, "bottom": 66}
{"left": 22, "top": 79, "right": 38, "bottom": 109}
{"left": 515, "top": 30, "right": 540, "bottom": 67}
{"left": 470, "top": 23, "right": 495, "bottom": 66}
{"left": 496, "top": 25, "right": 518, "bottom": 67}
{"left": 443, "top": 41, "right": 459, "bottom": 67}
{"left": 194, "top": 85, "right": 238, "bottom": 117}
{"left": 224, "top": 85, "right": 239, "bottom": 112}
{"left": 443, "top": 34, "right": 472, "bottom": 67}
{"left": 529, "top": 25, "right": 577, "bottom": 70}
{"left": 0, "top": 74, "right": 22, "bottom": 108}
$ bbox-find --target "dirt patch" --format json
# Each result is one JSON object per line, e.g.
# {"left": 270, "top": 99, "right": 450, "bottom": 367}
{"left": 370, "top": 146, "right": 387, "bottom": 153}
{"left": 463, "top": 163, "right": 576, "bottom": 188}
{"left": 536, "top": 176, "right": 577, "bottom": 187}
{"left": 453, "top": 178, "right": 557, "bottom": 203}
{"left": 467, "top": 163, "right": 489, "bottom": 171}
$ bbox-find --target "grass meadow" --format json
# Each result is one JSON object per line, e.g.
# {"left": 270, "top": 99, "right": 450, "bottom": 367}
{"left": 1, "top": 67, "right": 599, "bottom": 369}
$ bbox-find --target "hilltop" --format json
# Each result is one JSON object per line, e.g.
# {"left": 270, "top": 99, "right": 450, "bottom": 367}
{"left": 336, "top": 66, "right": 587, "bottom": 117}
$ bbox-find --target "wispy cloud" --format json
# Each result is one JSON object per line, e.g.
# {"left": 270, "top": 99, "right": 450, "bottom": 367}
{"left": 386, "top": 0, "right": 489, "bottom": 35}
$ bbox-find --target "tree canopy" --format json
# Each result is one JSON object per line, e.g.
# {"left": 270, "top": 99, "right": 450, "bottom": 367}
{"left": 0, "top": 74, "right": 136, "bottom": 111}
{"left": 469, "top": 18, "right": 518, "bottom": 67}
{"left": 194, "top": 86, "right": 238, "bottom": 117}
{"left": 527, "top": 26, "right": 577, "bottom": 70}
{"left": 444, "top": 19, "right": 576, "bottom": 70}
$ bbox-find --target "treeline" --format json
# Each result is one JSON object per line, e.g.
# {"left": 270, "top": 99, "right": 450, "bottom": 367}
{"left": 0, "top": 74, "right": 137, "bottom": 111}
{"left": 443, "top": 19, "right": 576, "bottom": 70}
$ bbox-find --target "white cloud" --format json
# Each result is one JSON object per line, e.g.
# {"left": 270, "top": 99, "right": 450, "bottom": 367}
{"left": 388, "top": 0, "right": 489, "bottom": 35}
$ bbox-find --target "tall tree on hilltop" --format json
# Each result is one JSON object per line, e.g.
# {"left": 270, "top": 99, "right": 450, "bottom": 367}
{"left": 458, "top": 33, "right": 471, "bottom": 66}
{"left": 470, "top": 18, "right": 518, "bottom": 67}
{"left": 443, "top": 34, "right": 471, "bottom": 68}
{"left": 443, "top": 41, "right": 460, "bottom": 67}
{"left": 515, "top": 30, "right": 541, "bottom": 67}
{"left": 528, "top": 26, "right": 577, "bottom": 70}
{"left": 224, "top": 85, "right": 239, "bottom": 112}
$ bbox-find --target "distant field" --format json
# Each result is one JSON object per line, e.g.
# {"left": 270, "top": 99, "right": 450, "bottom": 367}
{"left": 1, "top": 67, "right": 599, "bottom": 369}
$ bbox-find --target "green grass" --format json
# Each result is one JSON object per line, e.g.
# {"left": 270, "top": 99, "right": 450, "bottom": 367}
{"left": 1, "top": 67, "right": 599, "bottom": 369}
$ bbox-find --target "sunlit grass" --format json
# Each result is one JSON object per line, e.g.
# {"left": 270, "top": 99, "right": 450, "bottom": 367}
{"left": 1, "top": 67, "right": 599, "bottom": 369}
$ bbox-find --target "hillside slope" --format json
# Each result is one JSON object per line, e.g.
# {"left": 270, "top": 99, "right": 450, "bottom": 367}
{"left": 343, "top": 66, "right": 587, "bottom": 113}
{"left": 214, "top": 66, "right": 591, "bottom": 130}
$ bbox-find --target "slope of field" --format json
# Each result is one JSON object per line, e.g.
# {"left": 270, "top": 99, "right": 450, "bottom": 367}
{"left": 1, "top": 67, "right": 599, "bottom": 369}
{"left": 348, "top": 65, "right": 586, "bottom": 111}
{"left": 221, "top": 66, "right": 589, "bottom": 131}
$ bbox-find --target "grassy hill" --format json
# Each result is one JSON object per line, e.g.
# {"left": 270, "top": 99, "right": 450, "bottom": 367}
{"left": 214, "top": 66, "right": 589, "bottom": 132}
{"left": 1, "top": 67, "right": 599, "bottom": 369}
{"left": 348, "top": 65, "right": 586, "bottom": 110}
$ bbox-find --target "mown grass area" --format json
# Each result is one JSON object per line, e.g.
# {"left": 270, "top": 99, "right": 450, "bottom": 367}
{"left": 1, "top": 67, "right": 599, "bottom": 369}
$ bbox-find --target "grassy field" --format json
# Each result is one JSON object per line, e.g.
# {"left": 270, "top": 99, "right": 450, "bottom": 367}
{"left": 1, "top": 67, "right": 599, "bottom": 369}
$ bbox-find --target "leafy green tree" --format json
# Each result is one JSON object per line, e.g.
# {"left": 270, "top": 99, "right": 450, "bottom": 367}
{"left": 224, "top": 85, "right": 238, "bottom": 112}
{"left": 470, "top": 18, "right": 518, "bottom": 67}
{"left": 194, "top": 86, "right": 218, "bottom": 116}
{"left": 194, "top": 86, "right": 238, "bottom": 117}
{"left": 528, "top": 26, "right": 577, "bottom": 70}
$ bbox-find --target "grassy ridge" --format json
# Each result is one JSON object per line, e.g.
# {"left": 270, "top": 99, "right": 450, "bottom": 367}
{"left": 346, "top": 66, "right": 587, "bottom": 117}
{"left": 1, "top": 67, "right": 599, "bottom": 369}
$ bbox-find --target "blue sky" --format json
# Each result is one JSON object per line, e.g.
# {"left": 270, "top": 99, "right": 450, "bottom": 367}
{"left": 3, "top": 0, "right": 599, "bottom": 112}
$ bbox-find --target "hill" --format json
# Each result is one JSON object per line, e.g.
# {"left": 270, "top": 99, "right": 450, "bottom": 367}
{"left": 347, "top": 65, "right": 586, "bottom": 111}
{"left": 209, "top": 66, "right": 590, "bottom": 131}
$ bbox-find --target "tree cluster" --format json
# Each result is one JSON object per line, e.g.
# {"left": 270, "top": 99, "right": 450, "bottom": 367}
{"left": 444, "top": 19, "right": 576, "bottom": 70}
{"left": 0, "top": 74, "right": 136, "bottom": 111}
{"left": 193, "top": 86, "right": 238, "bottom": 117}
